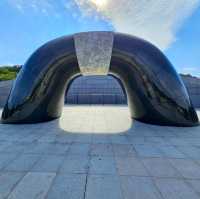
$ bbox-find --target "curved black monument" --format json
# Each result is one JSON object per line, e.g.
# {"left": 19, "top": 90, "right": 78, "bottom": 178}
{"left": 1, "top": 32, "right": 199, "bottom": 126}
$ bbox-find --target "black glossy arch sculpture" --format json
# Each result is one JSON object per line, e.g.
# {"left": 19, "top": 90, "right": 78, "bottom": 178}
{"left": 1, "top": 32, "right": 199, "bottom": 126}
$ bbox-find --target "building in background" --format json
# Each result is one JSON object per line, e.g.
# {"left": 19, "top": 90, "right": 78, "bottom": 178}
{"left": 66, "top": 75, "right": 127, "bottom": 104}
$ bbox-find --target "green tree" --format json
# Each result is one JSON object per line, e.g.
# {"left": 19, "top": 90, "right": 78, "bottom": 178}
{"left": 0, "top": 65, "right": 21, "bottom": 81}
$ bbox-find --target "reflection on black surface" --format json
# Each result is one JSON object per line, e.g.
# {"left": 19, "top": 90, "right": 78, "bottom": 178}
{"left": 1, "top": 32, "right": 199, "bottom": 126}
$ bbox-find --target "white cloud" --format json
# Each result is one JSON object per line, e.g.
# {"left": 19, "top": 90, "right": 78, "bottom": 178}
{"left": 7, "top": 0, "right": 55, "bottom": 15}
{"left": 7, "top": 0, "right": 200, "bottom": 50}
{"left": 74, "top": 0, "right": 200, "bottom": 50}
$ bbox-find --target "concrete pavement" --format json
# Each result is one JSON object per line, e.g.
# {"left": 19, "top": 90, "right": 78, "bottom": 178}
{"left": 0, "top": 106, "right": 200, "bottom": 199}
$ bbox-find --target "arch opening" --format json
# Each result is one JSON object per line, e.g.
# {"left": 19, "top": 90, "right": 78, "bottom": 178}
{"left": 65, "top": 75, "right": 127, "bottom": 105}
{"left": 1, "top": 32, "right": 199, "bottom": 126}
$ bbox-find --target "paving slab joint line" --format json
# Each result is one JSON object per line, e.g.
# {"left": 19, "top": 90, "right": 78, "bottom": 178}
{"left": 83, "top": 172, "right": 89, "bottom": 199}
{"left": 44, "top": 154, "right": 69, "bottom": 199}
{"left": 184, "top": 179, "right": 200, "bottom": 197}
{"left": 118, "top": 174, "right": 127, "bottom": 199}
{"left": 0, "top": 153, "right": 20, "bottom": 172}
{"left": 83, "top": 149, "right": 91, "bottom": 199}
{"left": 152, "top": 177, "right": 168, "bottom": 199}
{"left": 144, "top": 156, "right": 186, "bottom": 179}
{"left": 139, "top": 157, "right": 169, "bottom": 199}
{"left": 163, "top": 158, "right": 200, "bottom": 181}
{"left": 66, "top": 141, "right": 74, "bottom": 155}
{"left": 55, "top": 143, "right": 73, "bottom": 174}
{"left": 29, "top": 154, "right": 47, "bottom": 171}
{"left": 173, "top": 145, "right": 193, "bottom": 158}
{"left": 43, "top": 172, "right": 57, "bottom": 199}
{"left": 6, "top": 172, "right": 28, "bottom": 198}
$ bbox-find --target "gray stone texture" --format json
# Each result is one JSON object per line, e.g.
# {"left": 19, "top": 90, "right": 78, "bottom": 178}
{"left": 46, "top": 174, "right": 86, "bottom": 199}
{"left": 74, "top": 32, "right": 113, "bottom": 76}
{"left": 155, "top": 178, "right": 200, "bottom": 199}
{"left": 0, "top": 106, "right": 199, "bottom": 198}
{"left": 7, "top": 172, "right": 56, "bottom": 199}
{"left": 120, "top": 176, "right": 163, "bottom": 199}
{"left": 0, "top": 172, "right": 25, "bottom": 199}
{"left": 86, "top": 175, "right": 123, "bottom": 199}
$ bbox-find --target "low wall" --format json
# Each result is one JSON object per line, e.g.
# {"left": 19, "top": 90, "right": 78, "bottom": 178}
{"left": 0, "top": 80, "right": 13, "bottom": 107}
{"left": 0, "top": 75, "right": 199, "bottom": 108}
{"left": 181, "top": 75, "right": 200, "bottom": 108}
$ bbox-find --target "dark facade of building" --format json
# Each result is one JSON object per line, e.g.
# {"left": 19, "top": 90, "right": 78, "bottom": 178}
{"left": 65, "top": 75, "right": 127, "bottom": 104}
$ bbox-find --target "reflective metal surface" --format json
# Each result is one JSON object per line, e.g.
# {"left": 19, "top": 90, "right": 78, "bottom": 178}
{"left": 110, "top": 33, "right": 199, "bottom": 126}
{"left": 1, "top": 32, "right": 199, "bottom": 126}
{"left": 74, "top": 31, "right": 113, "bottom": 75}
{"left": 2, "top": 35, "right": 80, "bottom": 123}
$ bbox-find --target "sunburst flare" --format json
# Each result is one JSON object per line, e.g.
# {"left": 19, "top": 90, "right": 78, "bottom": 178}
{"left": 90, "top": 0, "right": 108, "bottom": 8}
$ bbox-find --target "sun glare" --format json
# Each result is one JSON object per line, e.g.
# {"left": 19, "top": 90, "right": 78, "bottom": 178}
{"left": 90, "top": 0, "right": 108, "bottom": 8}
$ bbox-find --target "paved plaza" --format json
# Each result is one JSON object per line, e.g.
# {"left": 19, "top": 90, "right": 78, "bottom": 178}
{"left": 0, "top": 105, "right": 200, "bottom": 199}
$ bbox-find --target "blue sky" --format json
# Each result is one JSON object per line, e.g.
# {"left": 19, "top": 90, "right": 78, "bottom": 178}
{"left": 0, "top": 0, "right": 199, "bottom": 76}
